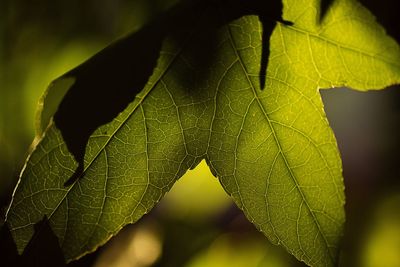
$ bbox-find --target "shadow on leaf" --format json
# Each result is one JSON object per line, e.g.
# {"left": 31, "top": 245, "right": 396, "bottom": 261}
{"left": 1, "top": 218, "right": 64, "bottom": 267}
{"left": 0, "top": 218, "right": 100, "bottom": 267}
{"left": 359, "top": 0, "right": 400, "bottom": 42}
{"left": 319, "top": 0, "right": 335, "bottom": 24}
{"left": 54, "top": 0, "right": 291, "bottom": 187}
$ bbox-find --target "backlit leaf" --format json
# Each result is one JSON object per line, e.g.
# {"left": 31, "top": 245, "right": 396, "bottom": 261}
{"left": 5, "top": 0, "right": 400, "bottom": 266}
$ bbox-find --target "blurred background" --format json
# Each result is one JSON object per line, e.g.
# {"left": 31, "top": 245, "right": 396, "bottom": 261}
{"left": 0, "top": 0, "right": 399, "bottom": 266}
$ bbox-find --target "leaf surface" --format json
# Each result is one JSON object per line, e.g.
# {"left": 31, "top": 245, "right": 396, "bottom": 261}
{"left": 5, "top": 0, "right": 400, "bottom": 266}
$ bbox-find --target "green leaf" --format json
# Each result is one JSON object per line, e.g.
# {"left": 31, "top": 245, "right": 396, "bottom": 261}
{"left": 5, "top": 0, "right": 400, "bottom": 266}
{"left": 35, "top": 77, "right": 75, "bottom": 136}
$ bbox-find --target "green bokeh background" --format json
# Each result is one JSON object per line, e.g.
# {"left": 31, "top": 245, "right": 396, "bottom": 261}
{"left": 1, "top": 0, "right": 399, "bottom": 266}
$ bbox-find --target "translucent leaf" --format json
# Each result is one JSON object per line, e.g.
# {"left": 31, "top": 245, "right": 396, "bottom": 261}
{"left": 5, "top": 0, "right": 400, "bottom": 266}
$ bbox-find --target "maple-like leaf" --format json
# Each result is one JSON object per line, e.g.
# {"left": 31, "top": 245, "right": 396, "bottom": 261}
{"left": 5, "top": 0, "right": 400, "bottom": 266}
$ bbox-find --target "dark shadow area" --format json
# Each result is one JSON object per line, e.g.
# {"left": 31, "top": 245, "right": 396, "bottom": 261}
{"left": 319, "top": 0, "right": 335, "bottom": 24}
{"left": 244, "top": 0, "right": 293, "bottom": 90}
{"left": 55, "top": 17, "right": 166, "bottom": 186}
{"left": 0, "top": 218, "right": 101, "bottom": 267}
{"left": 359, "top": 0, "right": 400, "bottom": 42}
{"left": 56, "top": 0, "right": 209, "bottom": 186}
{"left": 55, "top": 0, "right": 290, "bottom": 186}
{"left": 1, "top": 218, "right": 65, "bottom": 267}
{"left": 22, "top": 217, "right": 65, "bottom": 267}
{"left": 0, "top": 223, "right": 19, "bottom": 266}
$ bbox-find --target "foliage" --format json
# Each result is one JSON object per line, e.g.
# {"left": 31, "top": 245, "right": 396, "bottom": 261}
{"left": 3, "top": 0, "right": 400, "bottom": 266}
